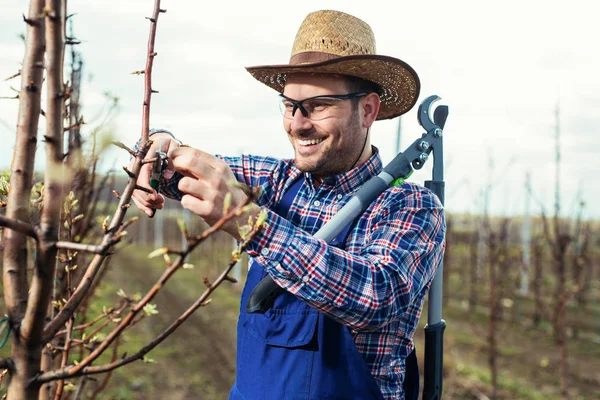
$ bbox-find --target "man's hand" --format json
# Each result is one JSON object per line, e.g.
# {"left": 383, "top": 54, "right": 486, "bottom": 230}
{"left": 170, "top": 147, "right": 260, "bottom": 239}
{"left": 131, "top": 133, "right": 180, "bottom": 216}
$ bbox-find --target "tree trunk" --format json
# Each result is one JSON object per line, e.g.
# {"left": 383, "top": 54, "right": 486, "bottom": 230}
{"left": 532, "top": 237, "right": 544, "bottom": 328}
{"left": 469, "top": 227, "right": 479, "bottom": 311}
{"left": 487, "top": 230, "right": 498, "bottom": 400}
{"left": 2, "top": 0, "right": 46, "bottom": 399}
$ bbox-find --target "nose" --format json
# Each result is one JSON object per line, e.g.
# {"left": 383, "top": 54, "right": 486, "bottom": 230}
{"left": 288, "top": 109, "right": 313, "bottom": 133}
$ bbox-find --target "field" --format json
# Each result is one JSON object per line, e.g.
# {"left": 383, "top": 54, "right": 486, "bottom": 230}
{"left": 31, "top": 210, "right": 596, "bottom": 400}
{"left": 1, "top": 195, "right": 599, "bottom": 399}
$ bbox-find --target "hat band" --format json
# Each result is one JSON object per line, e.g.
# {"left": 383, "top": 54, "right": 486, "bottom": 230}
{"left": 290, "top": 51, "right": 341, "bottom": 65}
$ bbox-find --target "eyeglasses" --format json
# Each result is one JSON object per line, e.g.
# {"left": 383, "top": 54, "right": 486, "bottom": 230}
{"left": 278, "top": 92, "right": 367, "bottom": 121}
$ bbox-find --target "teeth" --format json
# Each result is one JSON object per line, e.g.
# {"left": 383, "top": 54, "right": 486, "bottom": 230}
{"left": 299, "top": 138, "right": 324, "bottom": 146}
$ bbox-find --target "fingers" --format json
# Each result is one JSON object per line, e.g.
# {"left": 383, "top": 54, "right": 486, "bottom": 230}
{"left": 156, "top": 137, "right": 178, "bottom": 179}
{"left": 170, "top": 147, "right": 225, "bottom": 181}
{"left": 178, "top": 176, "right": 215, "bottom": 203}
{"left": 130, "top": 134, "right": 180, "bottom": 217}
{"left": 181, "top": 194, "right": 211, "bottom": 218}
{"left": 132, "top": 190, "right": 165, "bottom": 217}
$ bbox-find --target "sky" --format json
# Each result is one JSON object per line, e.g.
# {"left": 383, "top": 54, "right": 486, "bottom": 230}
{"left": 1, "top": 0, "right": 598, "bottom": 219}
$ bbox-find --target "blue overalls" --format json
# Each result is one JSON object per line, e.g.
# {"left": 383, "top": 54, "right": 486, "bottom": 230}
{"left": 230, "top": 177, "right": 419, "bottom": 400}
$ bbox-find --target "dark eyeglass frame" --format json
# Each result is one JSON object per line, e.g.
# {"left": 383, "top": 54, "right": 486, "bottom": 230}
{"left": 279, "top": 92, "right": 367, "bottom": 118}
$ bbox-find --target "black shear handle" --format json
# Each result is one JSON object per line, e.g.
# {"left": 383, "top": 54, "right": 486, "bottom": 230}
{"left": 245, "top": 278, "right": 285, "bottom": 313}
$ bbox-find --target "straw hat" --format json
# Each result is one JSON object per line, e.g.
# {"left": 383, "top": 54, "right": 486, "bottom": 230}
{"left": 246, "top": 10, "right": 420, "bottom": 120}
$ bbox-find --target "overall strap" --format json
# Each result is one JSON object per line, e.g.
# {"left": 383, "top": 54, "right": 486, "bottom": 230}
{"left": 273, "top": 175, "right": 305, "bottom": 217}
{"left": 273, "top": 174, "right": 418, "bottom": 400}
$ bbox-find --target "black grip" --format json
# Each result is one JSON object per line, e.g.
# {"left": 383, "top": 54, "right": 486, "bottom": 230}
{"left": 423, "top": 320, "right": 446, "bottom": 400}
{"left": 246, "top": 276, "right": 286, "bottom": 313}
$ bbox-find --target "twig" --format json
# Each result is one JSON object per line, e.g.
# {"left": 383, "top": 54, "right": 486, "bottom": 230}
{"left": 66, "top": 195, "right": 252, "bottom": 376}
{"left": 140, "top": 0, "right": 162, "bottom": 142}
{"left": 73, "top": 376, "right": 88, "bottom": 400}
{"left": 54, "top": 310, "right": 110, "bottom": 337}
{"left": 89, "top": 337, "right": 120, "bottom": 400}
{"left": 4, "top": 70, "right": 22, "bottom": 81}
{"left": 36, "top": 201, "right": 264, "bottom": 382}
{"left": 54, "top": 318, "right": 73, "bottom": 400}
{"left": 111, "top": 141, "right": 135, "bottom": 157}
{"left": 0, "top": 216, "right": 39, "bottom": 240}
{"left": 55, "top": 242, "right": 104, "bottom": 255}
{"left": 42, "top": 141, "right": 152, "bottom": 343}
{"left": 134, "top": 185, "right": 153, "bottom": 194}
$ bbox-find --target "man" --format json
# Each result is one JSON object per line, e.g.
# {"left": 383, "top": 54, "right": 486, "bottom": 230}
{"left": 132, "top": 10, "right": 445, "bottom": 400}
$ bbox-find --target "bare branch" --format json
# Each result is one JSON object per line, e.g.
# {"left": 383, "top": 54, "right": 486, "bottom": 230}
{"left": 4, "top": 70, "right": 21, "bottom": 81}
{"left": 54, "top": 318, "right": 74, "bottom": 399}
{"left": 111, "top": 141, "right": 135, "bottom": 157}
{"left": 42, "top": 141, "right": 153, "bottom": 343}
{"left": 55, "top": 242, "right": 104, "bottom": 255}
{"left": 45, "top": 191, "right": 254, "bottom": 378}
{"left": 55, "top": 302, "right": 128, "bottom": 338}
{"left": 63, "top": 117, "right": 84, "bottom": 132}
{"left": 140, "top": 0, "right": 162, "bottom": 142}
{"left": 89, "top": 337, "right": 120, "bottom": 399}
{"left": 36, "top": 203, "right": 264, "bottom": 382}
{"left": 0, "top": 215, "right": 38, "bottom": 240}
{"left": 134, "top": 184, "right": 153, "bottom": 194}
{"left": 122, "top": 166, "right": 135, "bottom": 178}
{"left": 23, "top": 13, "right": 40, "bottom": 26}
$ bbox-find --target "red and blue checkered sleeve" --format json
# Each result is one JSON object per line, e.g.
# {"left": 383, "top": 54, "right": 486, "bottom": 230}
{"left": 245, "top": 185, "right": 446, "bottom": 331}
{"left": 133, "top": 132, "right": 285, "bottom": 204}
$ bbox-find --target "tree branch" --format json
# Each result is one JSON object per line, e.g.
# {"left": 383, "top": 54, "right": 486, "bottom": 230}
{"left": 4, "top": 70, "right": 22, "bottom": 81}
{"left": 35, "top": 202, "right": 264, "bottom": 382}
{"left": 55, "top": 241, "right": 104, "bottom": 254}
{"left": 63, "top": 195, "right": 252, "bottom": 376}
{"left": 0, "top": 215, "right": 38, "bottom": 240}
{"left": 111, "top": 141, "right": 135, "bottom": 157}
{"left": 140, "top": 0, "right": 162, "bottom": 142}
{"left": 22, "top": 0, "right": 66, "bottom": 345}
{"left": 2, "top": 0, "right": 46, "bottom": 332}
{"left": 89, "top": 337, "right": 120, "bottom": 399}
{"left": 42, "top": 141, "right": 152, "bottom": 343}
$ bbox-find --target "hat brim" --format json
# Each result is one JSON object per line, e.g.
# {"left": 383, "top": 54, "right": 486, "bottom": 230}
{"left": 246, "top": 54, "right": 420, "bottom": 120}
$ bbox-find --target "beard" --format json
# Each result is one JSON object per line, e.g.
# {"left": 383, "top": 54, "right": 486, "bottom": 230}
{"left": 293, "top": 112, "right": 365, "bottom": 178}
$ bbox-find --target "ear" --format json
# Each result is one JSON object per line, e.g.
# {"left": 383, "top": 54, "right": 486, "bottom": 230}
{"left": 360, "top": 92, "right": 381, "bottom": 128}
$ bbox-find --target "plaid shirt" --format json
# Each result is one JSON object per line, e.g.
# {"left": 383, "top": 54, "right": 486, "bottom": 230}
{"left": 157, "top": 145, "right": 446, "bottom": 399}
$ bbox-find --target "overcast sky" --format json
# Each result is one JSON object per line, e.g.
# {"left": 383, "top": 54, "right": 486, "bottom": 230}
{"left": 1, "top": 0, "right": 598, "bottom": 219}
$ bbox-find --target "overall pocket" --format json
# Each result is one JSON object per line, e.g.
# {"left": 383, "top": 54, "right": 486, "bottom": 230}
{"left": 236, "top": 263, "right": 319, "bottom": 399}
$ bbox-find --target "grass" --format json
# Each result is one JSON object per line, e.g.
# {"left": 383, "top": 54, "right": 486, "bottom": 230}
{"left": 0, "top": 222, "right": 598, "bottom": 399}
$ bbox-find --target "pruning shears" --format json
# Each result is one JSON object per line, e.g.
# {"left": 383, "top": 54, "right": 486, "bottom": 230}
{"left": 149, "top": 150, "right": 168, "bottom": 217}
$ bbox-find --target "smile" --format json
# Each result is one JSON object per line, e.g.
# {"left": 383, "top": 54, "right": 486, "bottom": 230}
{"left": 298, "top": 138, "right": 324, "bottom": 146}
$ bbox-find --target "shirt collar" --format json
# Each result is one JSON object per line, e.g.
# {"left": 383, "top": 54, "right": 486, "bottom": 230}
{"left": 297, "top": 146, "right": 383, "bottom": 195}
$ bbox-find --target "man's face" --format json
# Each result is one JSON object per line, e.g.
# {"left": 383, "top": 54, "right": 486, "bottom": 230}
{"left": 282, "top": 74, "right": 370, "bottom": 179}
